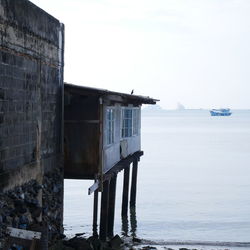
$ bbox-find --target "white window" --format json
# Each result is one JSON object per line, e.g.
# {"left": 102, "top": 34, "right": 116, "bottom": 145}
{"left": 121, "top": 107, "right": 140, "bottom": 138}
{"left": 121, "top": 108, "right": 132, "bottom": 138}
{"left": 107, "top": 108, "right": 115, "bottom": 144}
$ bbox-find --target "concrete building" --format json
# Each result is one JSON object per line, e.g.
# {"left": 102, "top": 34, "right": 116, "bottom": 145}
{"left": 0, "top": 0, "right": 64, "bottom": 247}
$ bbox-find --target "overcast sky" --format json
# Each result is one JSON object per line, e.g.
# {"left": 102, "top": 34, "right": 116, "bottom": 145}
{"left": 31, "top": 0, "right": 250, "bottom": 109}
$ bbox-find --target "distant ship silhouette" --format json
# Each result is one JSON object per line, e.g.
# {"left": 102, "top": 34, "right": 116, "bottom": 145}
{"left": 177, "top": 102, "right": 185, "bottom": 110}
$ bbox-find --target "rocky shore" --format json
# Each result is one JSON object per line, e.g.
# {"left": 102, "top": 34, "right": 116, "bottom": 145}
{"left": 49, "top": 234, "right": 235, "bottom": 250}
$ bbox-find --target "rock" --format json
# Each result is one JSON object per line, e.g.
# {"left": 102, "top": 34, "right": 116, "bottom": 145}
{"left": 12, "top": 216, "right": 19, "bottom": 227}
{"left": 109, "top": 234, "right": 123, "bottom": 249}
{"left": 53, "top": 185, "right": 59, "bottom": 193}
{"left": 142, "top": 246, "right": 157, "bottom": 250}
{"left": 88, "top": 236, "right": 102, "bottom": 250}
{"left": 31, "top": 206, "right": 42, "bottom": 218}
{"left": 132, "top": 237, "right": 142, "bottom": 243}
{"left": 64, "top": 236, "right": 92, "bottom": 250}
{"left": 16, "top": 206, "right": 27, "bottom": 214}
{"left": 75, "top": 233, "right": 85, "bottom": 237}
{"left": 19, "top": 215, "right": 29, "bottom": 225}
{"left": 14, "top": 199, "right": 24, "bottom": 207}
{"left": 3, "top": 215, "right": 12, "bottom": 224}
{"left": 60, "top": 233, "right": 66, "bottom": 239}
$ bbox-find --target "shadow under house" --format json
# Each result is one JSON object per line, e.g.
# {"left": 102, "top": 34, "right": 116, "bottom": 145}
{"left": 64, "top": 83, "right": 158, "bottom": 241}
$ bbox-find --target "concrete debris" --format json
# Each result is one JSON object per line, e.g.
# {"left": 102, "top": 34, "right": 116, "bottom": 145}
{"left": 0, "top": 168, "right": 63, "bottom": 246}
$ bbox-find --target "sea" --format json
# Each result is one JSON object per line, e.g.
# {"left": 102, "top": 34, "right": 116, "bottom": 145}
{"left": 64, "top": 109, "right": 250, "bottom": 249}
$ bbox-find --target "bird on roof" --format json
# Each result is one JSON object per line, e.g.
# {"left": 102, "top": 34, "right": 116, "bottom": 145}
{"left": 131, "top": 89, "right": 134, "bottom": 95}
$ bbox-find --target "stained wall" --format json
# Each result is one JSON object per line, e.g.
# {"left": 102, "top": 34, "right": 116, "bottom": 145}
{"left": 0, "top": 0, "right": 64, "bottom": 246}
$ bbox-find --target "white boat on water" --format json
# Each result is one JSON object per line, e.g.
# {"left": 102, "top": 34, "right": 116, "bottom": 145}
{"left": 210, "top": 108, "right": 232, "bottom": 116}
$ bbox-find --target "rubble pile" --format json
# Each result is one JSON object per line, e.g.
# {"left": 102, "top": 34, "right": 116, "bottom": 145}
{"left": 0, "top": 179, "right": 43, "bottom": 243}
{"left": 43, "top": 168, "right": 64, "bottom": 244}
{"left": 0, "top": 168, "right": 63, "bottom": 246}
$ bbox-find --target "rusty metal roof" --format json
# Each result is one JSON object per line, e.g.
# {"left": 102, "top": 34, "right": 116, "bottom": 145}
{"left": 64, "top": 82, "right": 158, "bottom": 105}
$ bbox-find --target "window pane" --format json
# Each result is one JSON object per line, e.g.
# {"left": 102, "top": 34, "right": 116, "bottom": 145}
{"left": 107, "top": 108, "right": 115, "bottom": 144}
{"left": 121, "top": 108, "right": 133, "bottom": 138}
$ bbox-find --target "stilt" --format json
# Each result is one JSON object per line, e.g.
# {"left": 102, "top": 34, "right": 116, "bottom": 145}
{"left": 130, "top": 158, "right": 138, "bottom": 208}
{"left": 92, "top": 189, "right": 99, "bottom": 237}
{"left": 99, "top": 180, "right": 110, "bottom": 241}
{"left": 121, "top": 164, "right": 130, "bottom": 217}
{"left": 107, "top": 174, "right": 117, "bottom": 238}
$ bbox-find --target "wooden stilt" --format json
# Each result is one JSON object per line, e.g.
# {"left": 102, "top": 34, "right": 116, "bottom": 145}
{"left": 99, "top": 180, "right": 110, "bottom": 241}
{"left": 92, "top": 189, "right": 99, "bottom": 237}
{"left": 130, "top": 158, "right": 138, "bottom": 208}
{"left": 121, "top": 164, "right": 130, "bottom": 217}
{"left": 107, "top": 174, "right": 117, "bottom": 238}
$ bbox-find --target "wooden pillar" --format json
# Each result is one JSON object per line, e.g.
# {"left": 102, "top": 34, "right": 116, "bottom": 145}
{"left": 99, "top": 180, "right": 110, "bottom": 241}
{"left": 107, "top": 174, "right": 117, "bottom": 238}
{"left": 92, "top": 189, "right": 99, "bottom": 237}
{"left": 121, "top": 164, "right": 130, "bottom": 217}
{"left": 130, "top": 158, "right": 138, "bottom": 208}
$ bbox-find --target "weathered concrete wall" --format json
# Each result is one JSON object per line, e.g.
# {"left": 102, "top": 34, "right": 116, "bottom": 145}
{"left": 0, "top": 0, "right": 64, "bottom": 246}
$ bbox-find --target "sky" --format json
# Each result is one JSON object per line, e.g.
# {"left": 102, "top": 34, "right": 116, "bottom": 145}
{"left": 30, "top": 0, "right": 250, "bottom": 109}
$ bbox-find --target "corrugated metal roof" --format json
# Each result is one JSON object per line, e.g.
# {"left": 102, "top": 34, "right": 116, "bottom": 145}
{"left": 64, "top": 82, "right": 158, "bottom": 105}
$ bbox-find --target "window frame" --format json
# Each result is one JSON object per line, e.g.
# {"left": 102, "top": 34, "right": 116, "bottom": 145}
{"left": 121, "top": 107, "right": 140, "bottom": 139}
{"left": 106, "top": 107, "right": 115, "bottom": 145}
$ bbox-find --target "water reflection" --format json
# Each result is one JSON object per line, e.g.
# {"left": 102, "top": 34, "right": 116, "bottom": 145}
{"left": 121, "top": 206, "right": 137, "bottom": 237}
{"left": 130, "top": 206, "right": 137, "bottom": 237}
{"left": 121, "top": 215, "right": 129, "bottom": 236}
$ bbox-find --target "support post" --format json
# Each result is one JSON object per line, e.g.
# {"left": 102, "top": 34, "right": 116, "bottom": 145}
{"left": 99, "top": 180, "right": 110, "bottom": 241}
{"left": 107, "top": 174, "right": 117, "bottom": 238}
{"left": 92, "top": 189, "right": 99, "bottom": 237}
{"left": 130, "top": 158, "right": 138, "bottom": 208}
{"left": 121, "top": 164, "right": 130, "bottom": 217}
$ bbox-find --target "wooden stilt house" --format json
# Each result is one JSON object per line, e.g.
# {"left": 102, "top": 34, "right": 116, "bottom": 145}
{"left": 64, "top": 83, "right": 157, "bottom": 240}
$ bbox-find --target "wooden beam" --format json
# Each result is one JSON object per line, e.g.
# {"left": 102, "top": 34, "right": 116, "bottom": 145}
{"left": 103, "top": 151, "right": 143, "bottom": 182}
{"left": 130, "top": 158, "right": 138, "bottom": 208}
{"left": 121, "top": 165, "right": 130, "bottom": 217}
{"left": 93, "top": 190, "right": 99, "bottom": 237}
{"left": 89, "top": 180, "right": 100, "bottom": 195}
{"left": 99, "top": 180, "right": 110, "bottom": 241}
{"left": 107, "top": 174, "right": 117, "bottom": 238}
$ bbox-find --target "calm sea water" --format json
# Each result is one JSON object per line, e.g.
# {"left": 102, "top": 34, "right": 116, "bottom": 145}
{"left": 64, "top": 109, "right": 250, "bottom": 247}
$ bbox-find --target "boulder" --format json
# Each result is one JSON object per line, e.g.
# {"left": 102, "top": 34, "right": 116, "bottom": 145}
{"left": 109, "top": 234, "right": 123, "bottom": 249}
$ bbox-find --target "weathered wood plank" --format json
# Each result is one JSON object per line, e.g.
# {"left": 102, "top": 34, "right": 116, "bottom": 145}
{"left": 99, "top": 180, "right": 110, "bottom": 241}
{"left": 130, "top": 159, "right": 138, "bottom": 208}
{"left": 89, "top": 180, "right": 100, "bottom": 195}
{"left": 6, "top": 227, "right": 41, "bottom": 240}
{"left": 121, "top": 165, "right": 130, "bottom": 217}
{"left": 103, "top": 151, "right": 143, "bottom": 182}
{"left": 107, "top": 174, "right": 117, "bottom": 238}
{"left": 93, "top": 189, "right": 99, "bottom": 237}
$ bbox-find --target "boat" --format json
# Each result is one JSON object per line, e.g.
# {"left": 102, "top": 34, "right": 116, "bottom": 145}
{"left": 210, "top": 108, "right": 232, "bottom": 116}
